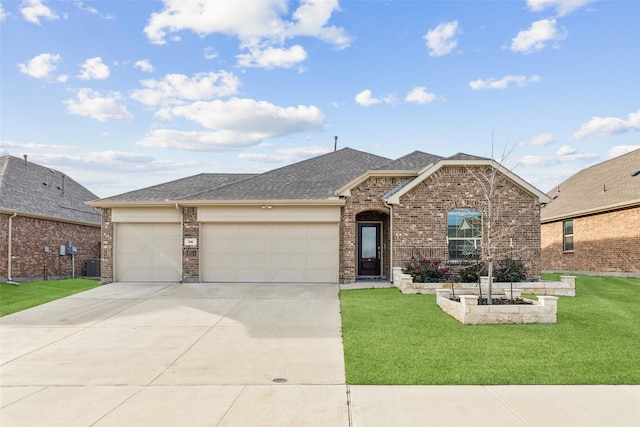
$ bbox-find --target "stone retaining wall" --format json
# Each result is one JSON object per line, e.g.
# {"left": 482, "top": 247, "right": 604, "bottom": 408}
{"left": 392, "top": 267, "right": 575, "bottom": 296}
{"left": 435, "top": 289, "right": 558, "bottom": 324}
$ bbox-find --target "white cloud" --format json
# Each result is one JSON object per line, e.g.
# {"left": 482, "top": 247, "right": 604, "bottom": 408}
{"left": 526, "top": 0, "right": 595, "bottom": 16}
{"left": 405, "top": 87, "right": 437, "bottom": 104}
{"left": 138, "top": 97, "right": 325, "bottom": 151}
{"left": 519, "top": 133, "right": 555, "bottom": 146}
{"left": 20, "top": 0, "right": 58, "bottom": 24}
{"left": 556, "top": 145, "right": 577, "bottom": 156}
{"left": 0, "top": 3, "right": 7, "bottom": 21}
{"left": 354, "top": 89, "right": 395, "bottom": 107}
{"left": 423, "top": 20, "right": 459, "bottom": 57}
{"left": 137, "top": 129, "right": 268, "bottom": 151}
{"left": 18, "top": 53, "right": 61, "bottom": 79}
{"left": 143, "top": 0, "right": 350, "bottom": 69}
{"left": 572, "top": 109, "right": 640, "bottom": 139}
{"left": 355, "top": 89, "right": 381, "bottom": 107}
{"left": 607, "top": 145, "right": 640, "bottom": 159}
{"left": 236, "top": 45, "right": 307, "bottom": 69}
{"left": 169, "top": 98, "right": 324, "bottom": 134}
{"left": 64, "top": 88, "right": 134, "bottom": 122}
{"left": 469, "top": 74, "right": 541, "bottom": 90}
{"left": 510, "top": 19, "right": 567, "bottom": 54}
{"left": 134, "top": 59, "right": 154, "bottom": 73}
{"left": 78, "top": 57, "right": 110, "bottom": 80}
{"left": 204, "top": 47, "right": 218, "bottom": 60}
{"left": 131, "top": 71, "right": 241, "bottom": 106}
{"left": 519, "top": 147, "right": 598, "bottom": 167}
{"left": 238, "top": 145, "right": 331, "bottom": 164}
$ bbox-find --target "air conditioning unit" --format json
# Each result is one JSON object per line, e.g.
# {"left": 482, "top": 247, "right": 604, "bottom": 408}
{"left": 85, "top": 259, "right": 101, "bottom": 277}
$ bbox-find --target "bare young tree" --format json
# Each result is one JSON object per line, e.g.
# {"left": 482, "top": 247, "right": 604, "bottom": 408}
{"left": 465, "top": 141, "right": 519, "bottom": 304}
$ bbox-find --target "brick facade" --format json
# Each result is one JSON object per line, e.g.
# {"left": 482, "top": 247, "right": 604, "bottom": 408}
{"left": 182, "top": 206, "right": 199, "bottom": 282}
{"left": 339, "top": 166, "right": 543, "bottom": 283}
{"left": 100, "top": 208, "right": 113, "bottom": 282}
{"left": 541, "top": 206, "right": 640, "bottom": 276}
{"left": 0, "top": 213, "right": 100, "bottom": 281}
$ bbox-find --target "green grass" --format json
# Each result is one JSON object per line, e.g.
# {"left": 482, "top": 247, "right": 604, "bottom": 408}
{"left": 340, "top": 274, "right": 640, "bottom": 385}
{"left": 0, "top": 278, "right": 101, "bottom": 316}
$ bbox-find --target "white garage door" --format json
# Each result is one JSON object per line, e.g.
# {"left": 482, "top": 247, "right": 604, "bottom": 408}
{"left": 201, "top": 223, "right": 338, "bottom": 283}
{"left": 116, "top": 223, "right": 182, "bottom": 282}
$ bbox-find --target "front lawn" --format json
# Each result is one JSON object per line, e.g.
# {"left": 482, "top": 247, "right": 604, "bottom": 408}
{"left": 340, "top": 274, "right": 640, "bottom": 384}
{"left": 0, "top": 278, "right": 101, "bottom": 316}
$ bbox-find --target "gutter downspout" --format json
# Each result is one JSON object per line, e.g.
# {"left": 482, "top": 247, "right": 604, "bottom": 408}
{"left": 8, "top": 212, "right": 17, "bottom": 281}
{"left": 175, "top": 203, "right": 184, "bottom": 283}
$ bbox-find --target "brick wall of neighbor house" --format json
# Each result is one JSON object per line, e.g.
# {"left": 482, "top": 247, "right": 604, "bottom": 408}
{"left": 0, "top": 213, "right": 100, "bottom": 281}
{"left": 0, "top": 214, "right": 9, "bottom": 279}
{"left": 340, "top": 176, "right": 402, "bottom": 282}
{"left": 541, "top": 206, "right": 640, "bottom": 275}
{"left": 100, "top": 208, "right": 113, "bottom": 282}
{"left": 182, "top": 207, "right": 199, "bottom": 282}
{"left": 393, "top": 166, "right": 543, "bottom": 280}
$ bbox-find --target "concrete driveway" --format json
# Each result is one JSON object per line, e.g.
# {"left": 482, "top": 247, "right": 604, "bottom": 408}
{"left": 0, "top": 283, "right": 348, "bottom": 426}
{"left": 2, "top": 283, "right": 639, "bottom": 426}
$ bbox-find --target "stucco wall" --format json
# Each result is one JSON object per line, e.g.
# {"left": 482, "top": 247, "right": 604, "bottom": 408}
{"left": 541, "top": 206, "right": 640, "bottom": 276}
{"left": 0, "top": 213, "right": 100, "bottom": 281}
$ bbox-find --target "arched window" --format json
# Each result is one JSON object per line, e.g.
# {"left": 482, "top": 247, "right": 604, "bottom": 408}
{"left": 447, "top": 209, "right": 482, "bottom": 260}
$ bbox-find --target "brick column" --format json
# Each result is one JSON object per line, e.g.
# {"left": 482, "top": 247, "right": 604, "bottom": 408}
{"left": 100, "top": 208, "right": 113, "bottom": 283}
{"left": 182, "top": 207, "right": 199, "bottom": 282}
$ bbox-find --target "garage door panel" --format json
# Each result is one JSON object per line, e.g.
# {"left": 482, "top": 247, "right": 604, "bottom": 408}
{"left": 272, "top": 254, "right": 304, "bottom": 268}
{"left": 116, "top": 223, "right": 181, "bottom": 282}
{"left": 272, "top": 239, "right": 304, "bottom": 253}
{"left": 201, "top": 223, "right": 338, "bottom": 283}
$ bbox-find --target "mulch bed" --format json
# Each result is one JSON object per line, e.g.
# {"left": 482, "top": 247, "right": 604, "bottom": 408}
{"left": 450, "top": 297, "right": 532, "bottom": 305}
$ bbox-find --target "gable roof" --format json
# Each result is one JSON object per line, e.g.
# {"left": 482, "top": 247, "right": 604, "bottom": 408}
{"left": 375, "top": 150, "right": 442, "bottom": 170}
{"left": 93, "top": 173, "right": 256, "bottom": 204}
{"left": 0, "top": 155, "right": 101, "bottom": 225}
{"left": 180, "top": 147, "right": 392, "bottom": 202}
{"left": 541, "top": 149, "right": 640, "bottom": 222}
{"left": 385, "top": 157, "right": 551, "bottom": 205}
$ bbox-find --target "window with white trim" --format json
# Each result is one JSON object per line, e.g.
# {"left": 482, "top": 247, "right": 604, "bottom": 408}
{"left": 447, "top": 209, "right": 482, "bottom": 260}
{"left": 563, "top": 220, "right": 574, "bottom": 252}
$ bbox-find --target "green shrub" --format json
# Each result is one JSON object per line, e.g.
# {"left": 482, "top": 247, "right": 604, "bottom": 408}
{"left": 494, "top": 256, "right": 527, "bottom": 282}
{"left": 456, "top": 260, "right": 486, "bottom": 282}
{"left": 405, "top": 257, "right": 451, "bottom": 283}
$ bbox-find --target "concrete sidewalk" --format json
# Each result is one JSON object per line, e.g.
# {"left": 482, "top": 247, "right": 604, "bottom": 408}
{"left": 1, "top": 283, "right": 638, "bottom": 426}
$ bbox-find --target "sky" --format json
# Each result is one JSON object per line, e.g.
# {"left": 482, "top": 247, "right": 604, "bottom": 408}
{"left": 1, "top": 0, "right": 639, "bottom": 198}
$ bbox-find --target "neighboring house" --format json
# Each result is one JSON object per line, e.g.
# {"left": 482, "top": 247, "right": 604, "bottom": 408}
{"left": 88, "top": 148, "right": 550, "bottom": 284}
{"left": 541, "top": 149, "right": 640, "bottom": 277}
{"left": 0, "top": 155, "right": 101, "bottom": 282}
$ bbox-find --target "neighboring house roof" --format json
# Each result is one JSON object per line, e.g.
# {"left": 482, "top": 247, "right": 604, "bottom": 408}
{"left": 94, "top": 173, "right": 256, "bottom": 204}
{"left": 179, "top": 147, "right": 392, "bottom": 202}
{"left": 541, "top": 149, "right": 640, "bottom": 222}
{"left": 0, "top": 155, "right": 101, "bottom": 225}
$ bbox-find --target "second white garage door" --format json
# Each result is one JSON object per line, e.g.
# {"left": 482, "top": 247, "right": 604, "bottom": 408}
{"left": 201, "top": 223, "right": 338, "bottom": 283}
{"left": 115, "top": 223, "right": 182, "bottom": 282}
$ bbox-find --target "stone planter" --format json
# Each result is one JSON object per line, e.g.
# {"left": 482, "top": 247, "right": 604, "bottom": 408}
{"left": 392, "top": 267, "right": 575, "bottom": 297}
{"left": 435, "top": 288, "right": 558, "bottom": 325}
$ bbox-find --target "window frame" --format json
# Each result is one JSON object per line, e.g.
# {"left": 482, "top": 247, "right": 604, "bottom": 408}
{"left": 563, "top": 219, "right": 574, "bottom": 252}
{"left": 447, "top": 209, "right": 482, "bottom": 261}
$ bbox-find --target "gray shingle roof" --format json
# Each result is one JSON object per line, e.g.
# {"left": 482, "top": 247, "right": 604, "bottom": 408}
{"left": 541, "top": 149, "right": 640, "bottom": 221}
{"left": 376, "top": 151, "right": 443, "bottom": 170}
{"left": 446, "top": 152, "right": 490, "bottom": 161}
{"left": 0, "top": 155, "right": 101, "bottom": 224}
{"left": 95, "top": 173, "right": 256, "bottom": 203}
{"left": 181, "top": 147, "right": 392, "bottom": 201}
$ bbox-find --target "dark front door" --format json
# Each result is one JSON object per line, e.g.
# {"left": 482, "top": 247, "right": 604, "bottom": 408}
{"left": 358, "top": 223, "right": 381, "bottom": 276}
